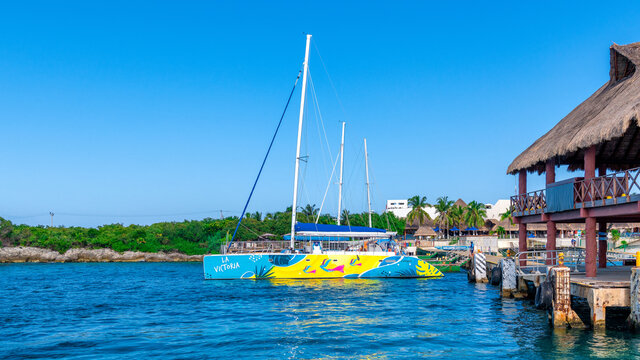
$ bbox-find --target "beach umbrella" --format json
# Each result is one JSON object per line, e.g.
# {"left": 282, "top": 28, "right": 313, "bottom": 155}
{"left": 450, "top": 226, "right": 459, "bottom": 231}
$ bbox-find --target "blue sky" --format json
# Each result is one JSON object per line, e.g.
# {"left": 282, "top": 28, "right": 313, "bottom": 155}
{"left": 2, "top": 1, "right": 640, "bottom": 227}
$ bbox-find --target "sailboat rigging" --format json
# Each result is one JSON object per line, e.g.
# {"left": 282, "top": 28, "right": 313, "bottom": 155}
{"left": 203, "top": 35, "right": 443, "bottom": 280}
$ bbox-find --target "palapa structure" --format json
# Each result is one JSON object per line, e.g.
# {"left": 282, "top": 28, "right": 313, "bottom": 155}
{"left": 414, "top": 225, "right": 437, "bottom": 239}
{"left": 508, "top": 42, "right": 640, "bottom": 278}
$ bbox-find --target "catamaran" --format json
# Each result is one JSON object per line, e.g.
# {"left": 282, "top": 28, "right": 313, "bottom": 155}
{"left": 203, "top": 35, "right": 443, "bottom": 280}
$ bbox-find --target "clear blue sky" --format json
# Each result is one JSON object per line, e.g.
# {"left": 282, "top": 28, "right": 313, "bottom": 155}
{"left": 2, "top": 1, "right": 640, "bottom": 227}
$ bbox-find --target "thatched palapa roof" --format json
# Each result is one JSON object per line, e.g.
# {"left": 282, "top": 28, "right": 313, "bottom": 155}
{"left": 508, "top": 42, "right": 640, "bottom": 174}
{"left": 415, "top": 226, "right": 437, "bottom": 237}
{"left": 453, "top": 198, "right": 467, "bottom": 207}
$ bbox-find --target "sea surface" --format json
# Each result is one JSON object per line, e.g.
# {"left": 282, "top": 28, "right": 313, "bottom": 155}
{"left": 1, "top": 262, "right": 640, "bottom": 359}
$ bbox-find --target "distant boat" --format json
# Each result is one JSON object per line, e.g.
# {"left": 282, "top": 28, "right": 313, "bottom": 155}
{"left": 203, "top": 35, "right": 443, "bottom": 280}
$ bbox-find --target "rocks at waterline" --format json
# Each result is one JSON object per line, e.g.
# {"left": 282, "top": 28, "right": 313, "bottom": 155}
{"left": 0, "top": 246, "right": 204, "bottom": 263}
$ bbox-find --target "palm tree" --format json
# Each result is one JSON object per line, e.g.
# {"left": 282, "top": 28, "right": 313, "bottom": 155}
{"left": 301, "top": 204, "right": 318, "bottom": 222}
{"left": 341, "top": 209, "right": 351, "bottom": 225}
{"left": 449, "top": 205, "right": 465, "bottom": 237}
{"left": 464, "top": 201, "right": 487, "bottom": 235}
{"left": 433, "top": 196, "right": 454, "bottom": 238}
{"left": 406, "top": 195, "right": 431, "bottom": 227}
{"left": 252, "top": 211, "right": 262, "bottom": 221}
{"left": 499, "top": 206, "right": 515, "bottom": 238}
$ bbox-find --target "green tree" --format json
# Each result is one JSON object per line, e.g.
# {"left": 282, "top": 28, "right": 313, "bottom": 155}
{"left": 406, "top": 195, "right": 431, "bottom": 227}
{"left": 301, "top": 204, "right": 318, "bottom": 222}
{"left": 433, "top": 196, "right": 454, "bottom": 238}
{"left": 464, "top": 201, "right": 487, "bottom": 235}
{"left": 499, "top": 206, "right": 515, "bottom": 238}
{"left": 449, "top": 205, "right": 465, "bottom": 237}
{"left": 341, "top": 209, "right": 351, "bottom": 225}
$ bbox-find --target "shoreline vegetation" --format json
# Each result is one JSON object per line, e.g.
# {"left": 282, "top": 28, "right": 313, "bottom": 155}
{"left": 0, "top": 205, "right": 406, "bottom": 263}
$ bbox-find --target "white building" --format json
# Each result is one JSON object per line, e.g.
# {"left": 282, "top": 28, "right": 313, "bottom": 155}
{"left": 484, "top": 199, "right": 510, "bottom": 220}
{"left": 385, "top": 199, "right": 411, "bottom": 218}
{"left": 386, "top": 198, "right": 509, "bottom": 221}
{"left": 385, "top": 199, "right": 438, "bottom": 219}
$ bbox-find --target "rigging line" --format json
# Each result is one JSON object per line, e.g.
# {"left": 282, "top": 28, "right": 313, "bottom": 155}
{"left": 313, "top": 41, "right": 349, "bottom": 121}
{"left": 307, "top": 68, "right": 335, "bottom": 166}
{"left": 308, "top": 71, "right": 331, "bottom": 180}
{"left": 316, "top": 152, "right": 341, "bottom": 223}
{"left": 227, "top": 69, "right": 302, "bottom": 252}
{"left": 239, "top": 221, "right": 262, "bottom": 238}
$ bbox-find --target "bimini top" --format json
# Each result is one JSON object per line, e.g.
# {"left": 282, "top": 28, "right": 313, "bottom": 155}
{"left": 294, "top": 222, "right": 394, "bottom": 238}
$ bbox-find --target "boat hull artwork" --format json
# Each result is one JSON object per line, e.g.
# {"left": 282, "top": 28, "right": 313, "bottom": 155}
{"left": 203, "top": 254, "right": 444, "bottom": 279}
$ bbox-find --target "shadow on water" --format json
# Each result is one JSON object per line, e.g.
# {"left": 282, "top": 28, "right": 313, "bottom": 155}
{"left": 1, "top": 264, "right": 640, "bottom": 359}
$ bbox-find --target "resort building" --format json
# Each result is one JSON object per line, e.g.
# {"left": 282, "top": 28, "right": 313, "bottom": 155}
{"left": 508, "top": 42, "right": 640, "bottom": 278}
{"left": 485, "top": 199, "right": 511, "bottom": 220}
{"left": 385, "top": 199, "right": 438, "bottom": 220}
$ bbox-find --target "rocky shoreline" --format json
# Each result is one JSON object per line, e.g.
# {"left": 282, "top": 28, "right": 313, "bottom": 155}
{"left": 0, "top": 246, "right": 204, "bottom": 263}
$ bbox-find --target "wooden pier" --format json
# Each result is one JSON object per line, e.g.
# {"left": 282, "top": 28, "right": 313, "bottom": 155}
{"left": 460, "top": 248, "right": 640, "bottom": 330}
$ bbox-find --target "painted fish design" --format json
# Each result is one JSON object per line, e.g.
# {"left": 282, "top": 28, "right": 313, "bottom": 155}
{"left": 349, "top": 256, "right": 362, "bottom": 266}
{"left": 303, "top": 265, "right": 316, "bottom": 274}
{"left": 320, "top": 259, "right": 345, "bottom": 273}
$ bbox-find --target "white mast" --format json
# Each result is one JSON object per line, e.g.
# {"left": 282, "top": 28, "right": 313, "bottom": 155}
{"left": 337, "top": 121, "right": 346, "bottom": 225}
{"left": 290, "top": 34, "right": 312, "bottom": 249}
{"left": 364, "top": 138, "right": 372, "bottom": 227}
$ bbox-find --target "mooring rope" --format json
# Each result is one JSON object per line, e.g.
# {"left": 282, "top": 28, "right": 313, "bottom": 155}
{"left": 227, "top": 69, "right": 302, "bottom": 252}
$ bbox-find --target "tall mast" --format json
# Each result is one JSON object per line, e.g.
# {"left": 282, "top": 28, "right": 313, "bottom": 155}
{"left": 364, "top": 138, "right": 372, "bottom": 227}
{"left": 290, "top": 34, "right": 312, "bottom": 249}
{"left": 337, "top": 121, "right": 346, "bottom": 225}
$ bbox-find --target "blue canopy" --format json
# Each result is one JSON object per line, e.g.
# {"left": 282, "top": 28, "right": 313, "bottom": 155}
{"left": 295, "top": 223, "right": 387, "bottom": 233}
{"left": 465, "top": 226, "right": 478, "bottom": 231}
{"left": 433, "top": 227, "right": 440, "bottom": 232}
{"left": 450, "top": 226, "right": 459, "bottom": 231}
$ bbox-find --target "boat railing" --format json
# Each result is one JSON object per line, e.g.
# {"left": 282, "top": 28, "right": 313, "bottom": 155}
{"left": 220, "top": 239, "right": 396, "bottom": 254}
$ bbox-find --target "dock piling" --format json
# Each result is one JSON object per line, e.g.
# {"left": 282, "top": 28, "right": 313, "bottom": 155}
{"left": 550, "top": 267, "right": 585, "bottom": 328}
{"left": 629, "top": 268, "right": 640, "bottom": 330}
{"left": 500, "top": 258, "right": 516, "bottom": 297}
{"left": 474, "top": 252, "right": 488, "bottom": 283}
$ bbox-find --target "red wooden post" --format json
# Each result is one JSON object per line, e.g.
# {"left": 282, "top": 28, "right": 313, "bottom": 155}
{"left": 598, "top": 221, "right": 607, "bottom": 268}
{"left": 518, "top": 170, "right": 527, "bottom": 265}
{"left": 584, "top": 145, "right": 597, "bottom": 277}
{"left": 546, "top": 160, "right": 556, "bottom": 264}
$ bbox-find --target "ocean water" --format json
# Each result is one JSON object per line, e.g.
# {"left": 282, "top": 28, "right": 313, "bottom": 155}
{"left": 1, "top": 262, "right": 640, "bottom": 359}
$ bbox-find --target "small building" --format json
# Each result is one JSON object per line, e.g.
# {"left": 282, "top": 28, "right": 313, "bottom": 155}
{"left": 508, "top": 42, "right": 640, "bottom": 278}
{"left": 385, "top": 199, "right": 411, "bottom": 218}
{"left": 485, "top": 199, "right": 511, "bottom": 220}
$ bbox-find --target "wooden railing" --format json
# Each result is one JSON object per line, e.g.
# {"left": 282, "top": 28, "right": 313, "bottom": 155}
{"left": 511, "top": 189, "right": 546, "bottom": 215}
{"left": 511, "top": 166, "right": 640, "bottom": 217}
{"left": 574, "top": 167, "right": 639, "bottom": 207}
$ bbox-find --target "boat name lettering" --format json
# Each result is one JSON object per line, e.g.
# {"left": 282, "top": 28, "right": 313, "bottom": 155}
{"left": 213, "top": 262, "right": 240, "bottom": 272}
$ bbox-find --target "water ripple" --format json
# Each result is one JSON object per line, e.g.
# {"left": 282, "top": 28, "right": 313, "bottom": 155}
{"left": 1, "top": 263, "right": 640, "bottom": 359}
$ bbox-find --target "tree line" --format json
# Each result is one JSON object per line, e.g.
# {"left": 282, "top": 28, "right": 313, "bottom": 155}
{"left": 0, "top": 205, "right": 405, "bottom": 255}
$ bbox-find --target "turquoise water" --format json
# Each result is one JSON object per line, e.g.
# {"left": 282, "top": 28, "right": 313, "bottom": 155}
{"left": 1, "top": 262, "right": 640, "bottom": 359}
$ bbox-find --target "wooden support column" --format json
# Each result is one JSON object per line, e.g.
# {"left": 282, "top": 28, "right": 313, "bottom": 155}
{"left": 546, "top": 160, "right": 556, "bottom": 264}
{"left": 597, "top": 165, "right": 607, "bottom": 269}
{"left": 518, "top": 170, "right": 527, "bottom": 258}
{"left": 598, "top": 221, "right": 607, "bottom": 268}
{"left": 585, "top": 145, "right": 597, "bottom": 278}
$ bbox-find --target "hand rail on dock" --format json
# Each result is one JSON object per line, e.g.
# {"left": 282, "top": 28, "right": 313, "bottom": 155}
{"left": 514, "top": 249, "right": 636, "bottom": 275}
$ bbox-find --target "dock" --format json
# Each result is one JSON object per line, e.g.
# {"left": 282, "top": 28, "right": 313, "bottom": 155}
{"left": 457, "top": 247, "right": 640, "bottom": 330}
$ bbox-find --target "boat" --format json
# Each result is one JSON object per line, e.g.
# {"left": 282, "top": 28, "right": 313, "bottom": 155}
{"left": 203, "top": 34, "right": 443, "bottom": 280}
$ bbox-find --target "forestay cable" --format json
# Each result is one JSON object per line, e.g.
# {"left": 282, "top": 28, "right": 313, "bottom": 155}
{"left": 227, "top": 70, "right": 302, "bottom": 252}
